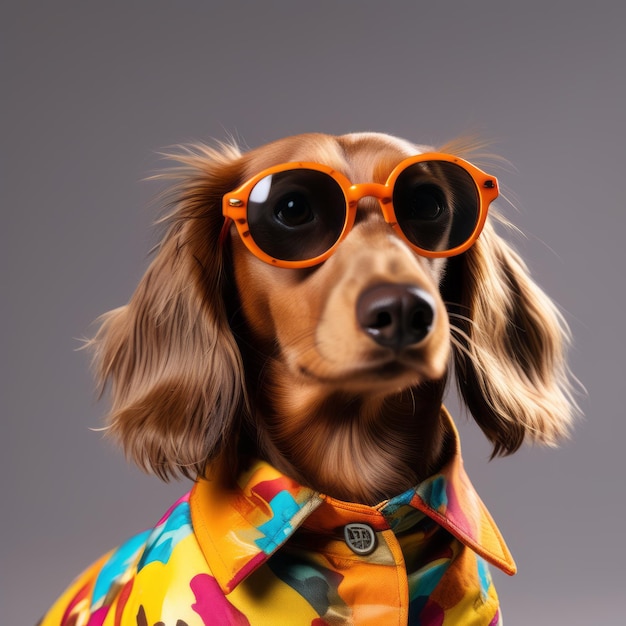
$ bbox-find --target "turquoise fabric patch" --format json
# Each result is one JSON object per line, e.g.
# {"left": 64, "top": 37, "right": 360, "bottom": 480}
{"left": 477, "top": 556, "right": 493, "bottom": 599}
{"left": 137, "top": 500, "right": 193, "bottom": 570}
{"left": 421, "top": 475, "right": 448, "bottom": 511}
{"left": 92, "top": 530, "right": 151, "bottom": 605}
{"left": 255, "top": 491, "right": 301, "bottom": 554}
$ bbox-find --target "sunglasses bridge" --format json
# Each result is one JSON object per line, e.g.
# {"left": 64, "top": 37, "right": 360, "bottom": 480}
{"left": 344, "top": 182, "right": 393, "bottom": 208}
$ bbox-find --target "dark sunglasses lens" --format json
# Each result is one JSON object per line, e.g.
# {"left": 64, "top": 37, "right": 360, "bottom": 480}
{"left": 246, "top": 169, "right": 346, "bottom": 262}
{"left": 393, "top": 161, "right": 480, "bottom": 253}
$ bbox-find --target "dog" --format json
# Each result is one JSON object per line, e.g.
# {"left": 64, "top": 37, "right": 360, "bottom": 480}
{"left": 40, "top": 132, "right": 575, "bottom": 625}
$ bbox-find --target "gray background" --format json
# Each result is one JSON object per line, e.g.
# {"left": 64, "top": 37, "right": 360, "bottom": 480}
{"left": 3, "top": 2, "right": 624, "bottom": 623}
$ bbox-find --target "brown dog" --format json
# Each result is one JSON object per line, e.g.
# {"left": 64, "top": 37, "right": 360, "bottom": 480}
{"left": 41, "top": 132, "right": 575, "bottom": 625}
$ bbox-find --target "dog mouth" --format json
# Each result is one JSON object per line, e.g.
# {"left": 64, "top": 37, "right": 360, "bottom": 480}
{"left": 297, "top": 351, "right": 444, "bottom": 389}
{"left": 376, "top": 361, "right": 416, "bottom": 379}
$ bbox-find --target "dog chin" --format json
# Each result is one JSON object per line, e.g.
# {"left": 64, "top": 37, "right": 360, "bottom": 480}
{"left": 296, "top": 356, "right": 447, "bottom": 394}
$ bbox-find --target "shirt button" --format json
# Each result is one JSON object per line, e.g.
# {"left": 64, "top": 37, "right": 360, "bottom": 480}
{"left": 344, "top": 523, "right": 377, "bottom": 555}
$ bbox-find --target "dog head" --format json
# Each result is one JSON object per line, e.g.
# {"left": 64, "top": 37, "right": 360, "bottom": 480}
{"left": 91, "top": 132, "right": 575, "bottom": 501}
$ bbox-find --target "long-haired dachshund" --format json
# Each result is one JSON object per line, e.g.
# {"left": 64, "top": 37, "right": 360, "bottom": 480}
{"left": 41, "top": 132, "right": 575, "bottom": 626}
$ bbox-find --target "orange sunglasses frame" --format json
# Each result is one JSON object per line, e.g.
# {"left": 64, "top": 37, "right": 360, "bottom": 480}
{"left": 222, "top": 152, "right": 499, "bottom": 268}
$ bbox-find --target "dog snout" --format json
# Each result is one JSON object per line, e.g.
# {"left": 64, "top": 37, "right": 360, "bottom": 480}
{"left": 356, "top": 284, "right": 436, "bottom": 352}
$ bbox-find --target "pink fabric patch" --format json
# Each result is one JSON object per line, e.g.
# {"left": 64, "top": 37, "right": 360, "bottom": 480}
{"left": 191, "top": 573, "right": 250, "bottom": 626}
{"left": 253, "top": 477, "right": 297, "bottom": 503}
{"left": 420, "top": 600, "right": 445, "bottom": 626}
{"left": 227, "top": 551, "right": 267, "bottom": 592}
{"left": 85, "top": 606, "right": 109, "bottom": 626}
{"left": 443, "top": 477, "right": 473, "bottom": 538}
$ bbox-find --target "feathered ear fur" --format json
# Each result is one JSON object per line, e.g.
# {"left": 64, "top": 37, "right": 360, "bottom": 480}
{"left": 445, "top": 217, "right": 577, "bottom": 456}
{"left": 90, "top": 143, "right": 246, "bottom": 480}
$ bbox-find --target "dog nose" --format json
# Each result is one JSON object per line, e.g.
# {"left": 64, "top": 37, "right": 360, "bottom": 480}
{"left": 356, "top": 284, "right": 436, "bottom": 351}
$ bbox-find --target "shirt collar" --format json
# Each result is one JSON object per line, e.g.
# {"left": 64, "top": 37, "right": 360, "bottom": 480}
{"left": 190, "top": 407, "right": 516, "bottom": 595}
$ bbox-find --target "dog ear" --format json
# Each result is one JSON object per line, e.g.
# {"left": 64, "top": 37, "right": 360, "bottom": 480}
{"left": 445, "top": 217, "right": 577, "bottom": 456}
{"left": 90, "top": 144, "right": 247, "bottom": 480}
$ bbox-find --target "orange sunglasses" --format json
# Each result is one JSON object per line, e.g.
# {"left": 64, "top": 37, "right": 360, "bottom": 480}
{"left": 222, "top": 153, "right": 498, "bottom": 268}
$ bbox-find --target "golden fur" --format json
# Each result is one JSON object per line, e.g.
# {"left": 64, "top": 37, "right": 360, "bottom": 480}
{"left": 91, "top": 132, "right": 575, "bottom": 505}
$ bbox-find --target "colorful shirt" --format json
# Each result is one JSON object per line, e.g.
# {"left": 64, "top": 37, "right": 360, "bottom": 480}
{"left": 40, "top": 409, "right": 516, "bottom": 625}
